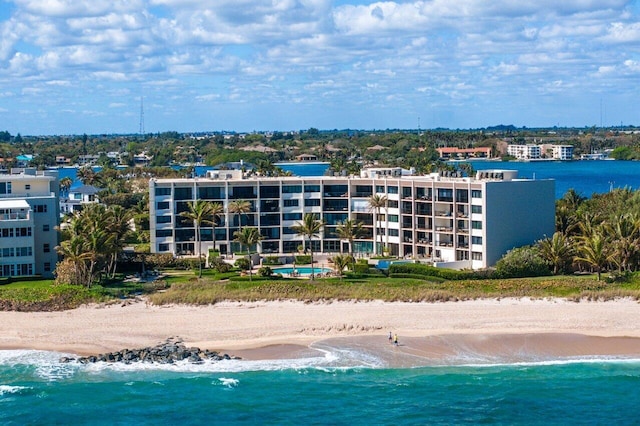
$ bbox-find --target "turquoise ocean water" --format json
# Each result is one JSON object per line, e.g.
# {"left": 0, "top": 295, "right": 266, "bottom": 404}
{"left": 2, "top": 349, "right": 640, "bottom": 425}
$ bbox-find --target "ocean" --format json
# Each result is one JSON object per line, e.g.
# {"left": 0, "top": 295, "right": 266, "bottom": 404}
{"left": 1, "top": 349, "right": 639, "bottom": 424}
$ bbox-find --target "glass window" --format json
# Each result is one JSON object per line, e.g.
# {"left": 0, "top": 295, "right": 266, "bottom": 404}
{"left": 174, "top": 187, "right": 192, "bottom": 200}
{"left": 471, "top": 190, "right": 482, "bottom": 198}
{"left": 157, "top": 202, "right": 170, "bottom": 210}
{"left": 304, "top": 184, "right": 321, "bottom": 193}
{"left": 155, "top": 187, "right": 171, "bottom": 196}
{"left": 283, "top": 199, "right": 299, "bottom": 207}
{"left": 376, "top": 185, "right": 385, "bottom": 193}
{"left": 43, "top": 244, "right": 50, "bottom": 253}
{"left": 472, "top": 236, "right": 483, "bottom": 245}
{"left": 304, "top": 199, "right": 321, "bottom": 207}
{"left": 283, "top": 213, "right": 302, "bottom": 221}
{"left": 456, "top": 189, "right": 469, "bottom": 203}
{"left": 471, "top": 205, "right": 482, "bottom": 214}
{"left": 44, "top": 262, "right": 51, "bottom": 272}
{"left": 156, "top": 229, "right": 172, "bottom": 237}
{"left": 156, "top": 216, "right": 172, "bottom": 224}
{"left": 472, "top": 252, "right": 483, "bottom": 260}
{"left": 388, "top": 215, "right": 399, "bottom": 223}
{"left": 159, "top": 244, "right": 170, "bottom": 252}
{"left": 387, "top": 186, "right": 398, "bottom": 194}
{"left": 472, "top": 221, "right": 482, "bottom": 230}
{"left": 389, "top": 229, "right": 399, "bottom": 236}
{"left": 282, "top": 185, "right": 302, "bottom": 193}
{"left": 43, "top": 224, "right": 50, "bottom": 232}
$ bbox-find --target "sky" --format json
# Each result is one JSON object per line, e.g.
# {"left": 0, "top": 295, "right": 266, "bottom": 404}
{"left": 0, "top": 0, "right": 639, "bottom": 135}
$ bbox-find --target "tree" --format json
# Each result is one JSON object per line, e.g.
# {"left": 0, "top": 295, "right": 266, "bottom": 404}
{"left": 290, "top": 213, "right": 325, "bottom": 280}
{"left": 368, "top": 194, "right": 388, "bottom": 256}
{"left": 59, "top": 177, "right": 73, "bottom": 196}
{"left": 537, "top": 232, "right": 575, "bottom": 275}
{"left": 606, "top": 214, "right": 640, "bottom": 273}
{"left": 228, "top": 199, "right": 251, "bottom": 227}
{"left": 104, "top": 205, "right": 131, "bottom": 278}
{"left": 575, "top": 233, "right": 612, "bottom": 281}
{"left": 494, "top": 246, "right": 550, "bottom": 278}
{"left": 76, "top": 166, "right": 100, "bottom": 186}
{"left": 330, "top": 254, "right": 353, "bottom": 280}
{"left": 180, "top": 200, "right": 216, "bottom": 278}
{"left": 335, "top": 219, "right": 365, "bottom": 256}
{"left": 233, "top": 227, "right": 263, "bottom": 281}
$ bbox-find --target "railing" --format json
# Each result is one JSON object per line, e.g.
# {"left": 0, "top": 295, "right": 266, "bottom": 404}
{"left": 0, "top": 213, "right": 28, "bottom": 221}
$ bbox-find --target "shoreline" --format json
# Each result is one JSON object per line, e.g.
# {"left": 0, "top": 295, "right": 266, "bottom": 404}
{"left": 2, "top": 298, "right": 640, "bottom": 366}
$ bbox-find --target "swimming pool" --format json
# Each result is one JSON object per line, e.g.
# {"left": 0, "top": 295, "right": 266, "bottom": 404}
{"left": 273, "top": 267, "right": 332, "bottom": 275}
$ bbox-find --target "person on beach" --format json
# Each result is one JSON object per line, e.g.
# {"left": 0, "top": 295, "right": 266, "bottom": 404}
{"left": 393, "top": 334, "right": 398, "bottom": 346}
{"left": 389, "top": 332, "right": 392, "bottom": 343}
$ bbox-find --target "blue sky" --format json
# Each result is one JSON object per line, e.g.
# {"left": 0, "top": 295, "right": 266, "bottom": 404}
{"left": 0, "top": 0, "right": 639, "bottom": 135}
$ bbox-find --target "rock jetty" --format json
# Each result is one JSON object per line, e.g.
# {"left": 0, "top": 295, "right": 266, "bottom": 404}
{"left": 59, "top": 337, "right": 240, "bottom": 364}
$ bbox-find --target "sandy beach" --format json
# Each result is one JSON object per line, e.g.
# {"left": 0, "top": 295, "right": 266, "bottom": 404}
{"left": 2, "top": 297, "right": 640, "bottom": 365}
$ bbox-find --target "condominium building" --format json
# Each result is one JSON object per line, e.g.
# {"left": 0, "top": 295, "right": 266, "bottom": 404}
{"left": 507, "top": 144, "right": 542, "bottom": 160}
{"left": 0, "top": 168, "right": 60, "bottom": 278}
{"left": 149, "top": 168, "right": 554, "bottom": 270}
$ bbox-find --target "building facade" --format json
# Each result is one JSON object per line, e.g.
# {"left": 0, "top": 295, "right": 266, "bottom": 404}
{"left": 507, "top": 144, "right": 542, "bottom": 160}
{"left": 0, "top": 168, "right": 60, "bottom": 278}
{"left": 149, "top": 168, "right": 554, "bottom": 270}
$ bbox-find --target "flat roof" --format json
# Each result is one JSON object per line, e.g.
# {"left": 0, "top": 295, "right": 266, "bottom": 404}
{"left": 0, "top": 199, "right": 30, "bottom": 209}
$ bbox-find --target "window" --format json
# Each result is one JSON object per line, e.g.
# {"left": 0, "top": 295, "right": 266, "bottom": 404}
{"left": 437, "top": 188, "right": 453, "bottom": 202}
{"left": 304, "top": 184, "right": 320, "bottom": 193}
{"left": 2, "top": 248, "right": 13, "bottom": 257}
{"left": 304, "top": 199, "right": 321, "bottom": 207}
{"left": 388, "top": 214, "right": 399, "bottom": 223}
{"left": 472, "top": 221, "right": 483, "bottom": 230}
{"left": 157, "top": 202, "right": 170, "bottom": 210}
{"left": 387, "top": 186, "right": 398, "bottom": 194}
{"left": 174, "top": 187, "right": 192, "bottom": 200}
{"left": 282, "top": 185, "right": 302, "bottom": 193}
{"left": 472, "top": 252, "right": 483, "bottom": 261}
{"left": 16, "top": 247, "right": 32, "bottom": 256}
{"left": 34, "top": 205, "right": 47, "bottom": 213}
{"left": 472, "top": 236, "right": 483, "bottom": 245}
{"left": 283, "top": 199, "right": 299, "bottom": 207}
{"left": 43, "top": 244, "right": 50, "bottom": 253}
{"left": 389, "top": 229, "right": 399, "bottom": 237}
{"left": 0, "top": 182, "right": 11, "bottom": 195}
{"left": 388, "top": 200, "right": 398, "bottom": 209}
{"left": 376, "top": 185, "right": 385, "bottom": 193}
{"left": 155, "top": 187, "right": 171, "bottom": 196}
{"left": 156, "top": 216, "right": 172, "bottom": 224}
{"left": 44, "top": 262, "right": 51, "bottom": 272}
{"left": 1, "top": 228, "right": 13, "bottom": 238}
{"left": 471, "top": 205, "right": 482, "bottom": 214}
{"left": 283, "top": 213, "right": 302, "bottom": 221}
{"left": 156, "top": 230, "right": 172, "bottom": 238}
{"left": 25, "top": 184, "right": 30, "bottom": 190}
{"left": 43, "top": 224, "right": 50, "bottom": 232}
{"left": 456, "top": 189, "right": 469, "bottom": 203}
{"left": 158, "top": 244, "right": 170, "bottom": 252}
{"left": 199, "top": 186, "right": 224, "bottom": 199}
{"left": 471, "top": 190, "right": 482, "bottom": 198}
{"left": 16, "top": 228, "right": 31, "bottom": 237}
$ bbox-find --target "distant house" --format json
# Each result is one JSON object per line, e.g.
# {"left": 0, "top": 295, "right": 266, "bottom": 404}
{"left": 60, "top": 184, "right": 102, "bottom": 214}
{"left": 295, "top": 154, "right": 317, "bottom": 161}
{"left": 437, "top": 147, "right": 492, "bottom": 160}
{"left": 133, "top": 152, "right": 153, "bottom": 167}
{"left": 55, "top": 156, "right": 72, "bottom": 166}
{"left": 78, "top": 154, "right": 99, "bottom": 166}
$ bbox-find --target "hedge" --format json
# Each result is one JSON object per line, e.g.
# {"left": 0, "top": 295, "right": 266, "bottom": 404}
{"left": 388, "top": 263, "right": 478, "bottom": 280}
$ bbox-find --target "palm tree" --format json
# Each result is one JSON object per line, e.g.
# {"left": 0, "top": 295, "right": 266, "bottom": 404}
{"left": 228, "top": 199, "right": 252, "bottom": 227}
{"left": 368, "top": 194, "right": 388, "bottom": 256}
{"left": 335, "top": 219, "right": 365, "bottom": 256}
{"left": 290, "top": 213, "right": 325, "bottom": 280}
{"left": 575, "top": 232, "right": 612, "bottom": 281}
{"left": 537, "top": 232, "right": 575, "bottom": 275}
{"left": 331, "top": 254, "right": 353, "bottom": 281}
{"left": 180, "top": 200, "right": 216, "bottom": 278}
{"left": 606, "top": 214, "right": 640, "bottom": 272}
{"left": 59, "top": 176, "right": 73, "bottom": 196}
{"left": 104, "top": 205, "right": 131, "bottom": 278}
{"left": 233, "top": 227, "right": 263, "bottom": 281}
{"left": 76, "top": 166, "right": 100, "bottom": 186}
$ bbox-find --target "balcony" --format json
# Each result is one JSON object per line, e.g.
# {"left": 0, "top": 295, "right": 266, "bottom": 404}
{"left": 0, "top": 212, "right": 29, "bottom": 221}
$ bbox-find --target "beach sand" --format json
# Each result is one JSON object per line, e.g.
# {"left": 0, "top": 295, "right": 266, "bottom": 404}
{"left": 2, "top": 298, "right": 640, "bottom": 365}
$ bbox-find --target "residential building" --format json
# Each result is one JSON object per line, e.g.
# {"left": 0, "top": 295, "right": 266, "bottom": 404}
{"left": 507, "top": 144, "right": 541, "bottom": 160}
{"left": 60, "top": 184, "right": 102, "bottom": 214}
{"left": 0, "top": 168, "right": 60, "bottom": 278}
{"left": 551, "top": 145, "right": 574, "bottom": 160}
{"left": 149, "top": 168, "right": 554, "bottom": 270}
{"left": 437, "top": 147, "right": 492, "bottom": 160}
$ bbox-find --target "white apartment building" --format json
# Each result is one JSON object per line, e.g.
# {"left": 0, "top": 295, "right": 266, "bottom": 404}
{"left": 149, "top": 168, "right": 555, "bottom": 270}
{"left": 0, "top": 168, "right": 60, "bottom": 278}
{"left": 507, "top": 144, "right": 542, "bottom": 160}
{"left": 551, "top": 145, "right": 574, "bottom": 160}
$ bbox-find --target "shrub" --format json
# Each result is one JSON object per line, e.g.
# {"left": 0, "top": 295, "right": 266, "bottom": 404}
{"left": 258, "top": 266, "right": 273, "bottom": 277}
{"left": 494, "top": 246, "right": 551, "bottom": 278}
{"left": 235, "top": 258, "right": 251, "bottom": 271}
{"left": 388, "top": 263, "right": 476, "bottom": 280}
{"left": 144, "top": 253, "right": 176, "bottom": 270}
{"left": 353, "top": 262, "right": 372, "bottom": 274}
{"left": 295, "top": 255, "right": 312, "bottom": 264}
{"left": 263, "top": 256, "right": 282, "bottom": 265}
{"left": 389, "top": 273, "right": 446, "bottom": 283}
{"left": 209, "top": 257, "right": 231, "bottom": 273}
